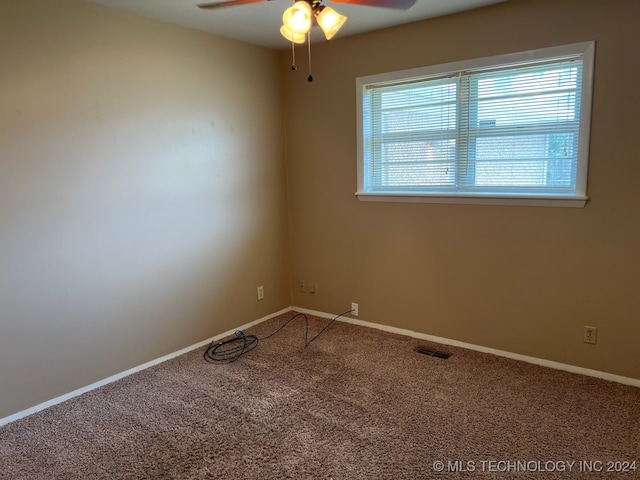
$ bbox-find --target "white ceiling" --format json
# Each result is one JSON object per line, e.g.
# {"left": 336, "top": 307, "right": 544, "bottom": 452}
{"left": 85, "top": 0, "right": 507, "bottom": 50}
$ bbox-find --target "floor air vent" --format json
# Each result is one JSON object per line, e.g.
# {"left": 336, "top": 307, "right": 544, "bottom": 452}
{"left": 415, "top": 346, "right": 452, "bottom": 359}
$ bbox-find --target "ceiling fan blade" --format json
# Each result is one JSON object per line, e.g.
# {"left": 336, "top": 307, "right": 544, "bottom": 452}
{"left": 197, "top": 0, "right": 269, "bottom": 10}
{"left": 330, "top": 0, "right": 417, "bottom": 9}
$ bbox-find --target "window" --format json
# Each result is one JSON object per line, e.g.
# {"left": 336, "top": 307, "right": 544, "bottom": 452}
{"left": 356, "top": 42, "right": 595, "bottom": 207}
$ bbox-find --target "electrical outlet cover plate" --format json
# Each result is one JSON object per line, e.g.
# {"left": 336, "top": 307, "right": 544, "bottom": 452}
{"left": 584, "top": 326, "right": 597, "bottom": 344}
{"left": 257, "top": 286, "right": 264, "bottom": 300}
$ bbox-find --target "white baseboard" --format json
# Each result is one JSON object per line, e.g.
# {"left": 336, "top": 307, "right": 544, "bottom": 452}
{"left": 0, "top": 307, "right": 292, "bottom": 427}
{"left": 293, "top": 306, "right": 640, "bottom": 389}
{"left": 3, "top": 304, "right": 637, "bottom": 427}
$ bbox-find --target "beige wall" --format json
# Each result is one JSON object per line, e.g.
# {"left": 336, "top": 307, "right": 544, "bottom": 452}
{"left": 282, "top": 0, "right": 640, "bottom": 380}
{"left": 0, "top": 0, "right": 290, "bottom": 418}
{"left": 2, "top": 0, "right": 639, "bottom": 421}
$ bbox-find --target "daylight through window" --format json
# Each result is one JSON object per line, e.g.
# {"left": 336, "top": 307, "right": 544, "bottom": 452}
{"left": 356, "top": 42, "right": 595, "bottom": 207}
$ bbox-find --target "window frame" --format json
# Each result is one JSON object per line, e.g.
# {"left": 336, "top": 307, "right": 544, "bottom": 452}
{"left": 355, "top": 42, "right": 595, "bottom": 208}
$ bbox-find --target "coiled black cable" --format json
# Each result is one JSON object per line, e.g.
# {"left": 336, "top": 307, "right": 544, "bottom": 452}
{"left": 203, "top": 309, "right": 353, "bottom": 364}
{"left": 203, "top": 330, "right": 259, "bottom": 364}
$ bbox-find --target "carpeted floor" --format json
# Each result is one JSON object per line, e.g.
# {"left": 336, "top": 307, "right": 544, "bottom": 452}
{"left": 1, "top": 312, "right": 639, "bottom": 479}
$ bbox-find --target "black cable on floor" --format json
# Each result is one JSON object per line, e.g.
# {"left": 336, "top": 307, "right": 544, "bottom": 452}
{"left": 203, "top": 309, "right": 354, "bottom": 364}
{"left": 203, "top": 330, "right": 258, "bottom": 364}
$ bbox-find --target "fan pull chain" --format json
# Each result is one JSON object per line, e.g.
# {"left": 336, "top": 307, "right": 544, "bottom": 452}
{"left": 307, "top": 32, "right": 313, "bottom": 82}
{"left": 290, "top": 42, "right": 297, "bottom": 71}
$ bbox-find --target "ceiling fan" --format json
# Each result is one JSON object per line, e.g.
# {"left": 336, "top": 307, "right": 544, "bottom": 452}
{"left": 197, "top": 1, "right": 417, "bottom": 12}
{"left": 197, "top": 0, "right": 417, "bottom": 81}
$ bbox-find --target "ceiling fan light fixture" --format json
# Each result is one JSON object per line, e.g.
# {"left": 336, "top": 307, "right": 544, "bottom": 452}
{"left": 280, "top": 24, "right": 306, "bottom": 44}
{"left": 316, "top": 6, "right": 347, "bottom": 40}
{"left": 282, "top": 1, "right": 313, "bottom": 35}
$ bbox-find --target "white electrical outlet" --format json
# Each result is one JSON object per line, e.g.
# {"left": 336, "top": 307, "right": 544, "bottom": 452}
{"left": 299, "top": 280, "right": 306, "bottom": 293}
{"left": 584, "top": 326, "right": 597, "bottom": 344}
{"left": 257, "top": 286, "right": 264, "bottom": 300}
{"left": 351, "top": 302, "right": 359, "bottom": 316}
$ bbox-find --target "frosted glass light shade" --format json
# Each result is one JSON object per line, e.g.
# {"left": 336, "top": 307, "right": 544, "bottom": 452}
{"left": 316, "top": 6, "right": 347, "bottom": 40}
{"left": 282, "top": 1, "right": 313, "bottom": 35}
{"left": 280, "top": 24, "right": 306, "bottom": 44}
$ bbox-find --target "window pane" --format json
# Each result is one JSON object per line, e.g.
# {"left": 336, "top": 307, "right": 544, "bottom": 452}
{"left": 474, "top": 133, "right": 577, "bottom": 187}
{"left": 358, "top": 42, "right": 593, "bottom": 204}
{"left": 474, "top": 66, "right": 580, "bottom": 127}
{"left": 374, "top": 139, "right": 456, "bottom": 187}
{"left": 477, "top": 66, "right": 578, "bottom": 98}
{"left": 376, "top": 80, "right": 457, "bottom": 133}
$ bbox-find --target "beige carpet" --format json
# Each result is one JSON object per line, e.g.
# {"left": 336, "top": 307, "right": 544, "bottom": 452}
{"left": 1, "top": 312, "right": 639, "bottom": 479}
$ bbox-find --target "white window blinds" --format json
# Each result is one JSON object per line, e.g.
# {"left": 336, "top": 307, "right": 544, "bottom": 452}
{"left": 357, "top": 42, "right": 594, "bottom": 206}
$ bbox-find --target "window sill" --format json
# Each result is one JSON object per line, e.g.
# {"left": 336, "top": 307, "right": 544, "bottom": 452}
{"left": 355, "top": 192, "right": 588, "bottom": 208}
